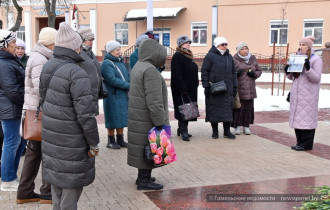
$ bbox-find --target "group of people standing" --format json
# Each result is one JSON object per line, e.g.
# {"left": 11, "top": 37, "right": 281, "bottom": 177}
{"left": 170, "top": 35, "right": 322, "bottom": 153}
{"left": 0, "top": 20, "right": 323, "bottom": 209}
{"left": 171, "top": 36, "right": 262, "bottom": 141}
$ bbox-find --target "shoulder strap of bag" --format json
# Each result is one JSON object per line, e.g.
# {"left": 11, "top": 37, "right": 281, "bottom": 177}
{"left": 108, "top": 60, "right": 126, "bottom": 81}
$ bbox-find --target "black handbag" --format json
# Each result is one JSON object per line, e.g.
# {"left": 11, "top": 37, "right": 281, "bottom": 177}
{"left": 144, "top": 144, "right": 154, "bottom": 165}
{"left": 178, "top": 95, "right": 200, "bottom": 120}
{"left": 99, "top": 80, "right": 108, "bottom": 99}
{"left": 210, "top": 80, "right": 227, "bottom": 95}
{"left": 286, "top": 92, "right": 290, "bottom": 102}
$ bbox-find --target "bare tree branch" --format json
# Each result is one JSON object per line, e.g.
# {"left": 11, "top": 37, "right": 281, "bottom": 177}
{"left": 9, "top": 0, "right": 23, "bottom": 32}
{"left": 44, "top": 0, "right": 57, "bottom": 28}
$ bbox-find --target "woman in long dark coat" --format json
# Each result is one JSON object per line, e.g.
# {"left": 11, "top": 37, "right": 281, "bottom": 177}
{"left": 171, "top": 35, "right": 199, "bottom": 141}
{"left": 201, "top": 37, "right": 238, "bottom": 139}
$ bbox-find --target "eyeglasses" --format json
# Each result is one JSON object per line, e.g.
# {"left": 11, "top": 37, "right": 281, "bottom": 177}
{"left": 220, "top": 43, "right": 228, "bottom": 46}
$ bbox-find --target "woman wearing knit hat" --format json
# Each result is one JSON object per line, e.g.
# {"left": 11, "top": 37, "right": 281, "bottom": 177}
{"left": 231, "top": 42, "right": 262, "bottom": 135}
{"left": 171, "top": 35, "right": 199, "bottom": 141}
{"left": 15, "top": 38, "right": 28, "bottom": 69}
{"left": 0, "top": 30, "right": 26, "bottom": 191}
{"left": 102, "top": 40, "right": 130, "bottom": 149}
{"left": 16, "top": 26, "right": 57, "bottom": 204}
{"left": 201, "top": 36, "right": 238, "bottom": 139}
{"left": 129, "top": 34, "right": 149, "bottom": 70}
{"left": 285, "top": 36, "right": 322, "bottom": 151}
{"left": 39, "top": 22, "right": 100, "bottom": 209}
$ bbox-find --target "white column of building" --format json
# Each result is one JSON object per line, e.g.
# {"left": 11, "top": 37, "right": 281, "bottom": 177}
{"left": 212, "top": 5, "right": 218, "bottom": 42}
{"left": 24, "top": 11, "right": 31, "bottom": 54}
{"left": 65, "top": 11, "right": 70, "bottom": 24}
{"left": 90, "top": 9, "right": 97, "bottom": 55}
{"left": 147, "top": 0, "right": 153, "bottom": 32}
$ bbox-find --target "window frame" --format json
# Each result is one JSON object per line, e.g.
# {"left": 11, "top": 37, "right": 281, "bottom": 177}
{"left": 269, "top": 20, "right": 288, "bottom": 46}
{"left": 16, "top": 26, "right": 25, "bottom": 42}
{"left": 191, "top": 21, "right": 208, "bottom": 46}
{"left": 303, "top": 19, "right": 323, "bottom": 46}
{"left": 114, "top": 23, "right": 128, "bottom": 46}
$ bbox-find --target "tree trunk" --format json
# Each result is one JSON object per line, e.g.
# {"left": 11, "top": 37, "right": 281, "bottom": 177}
{"left": 44, "top": 0, "right": 57, "bottom": 28}
{"left": 9, "top": 0, "right": 23, "bottom": 32}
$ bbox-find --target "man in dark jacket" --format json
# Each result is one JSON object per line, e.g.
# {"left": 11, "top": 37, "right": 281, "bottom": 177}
{"left": 77, "top": 27, "right": 103, "bottom": 115}
{"left": 39, "top": 22, "right": 99, "bottom": 209}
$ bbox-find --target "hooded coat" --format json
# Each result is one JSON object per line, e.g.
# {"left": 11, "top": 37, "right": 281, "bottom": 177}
{"left": 39, "top": 46, "right": 99, "bottom": 189}
{"left": 287, "top": 53, "right": 322, "bottom": 129}
{"left": 101, "top": 53, "right": 130, "bottom": 129}
{"left": 0, "top": 50, "right": 25, "bottom": 120}
{"left": 171, "top": 48, "right": 199, "bottom": 121}
{"left": 201, "top": 46, "right": 238, "bottom": 123}
{"left": 23, "top": 42, "right": 53, "bottom": 110}
{"left": 127, "top": 39, "right": 168, "bottom": 169}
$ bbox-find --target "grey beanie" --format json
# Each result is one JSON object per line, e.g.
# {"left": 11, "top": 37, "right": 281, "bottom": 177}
{"left": 106, "top": 40, "right": 121, "bottom": 53}
{"left": 135, "top": 34, "right": 149, "bottom": 48}
{"left": 55, "top": 22, "right": 82, "bottom": 51}
{"left": 236, "top": 42, "right": 248, "bottom": 52}
{"left": 77, "top": 28, "right": 94, "bottom": 41}
{"left": 177, "top": 35, "right": 191, "bottom": 47}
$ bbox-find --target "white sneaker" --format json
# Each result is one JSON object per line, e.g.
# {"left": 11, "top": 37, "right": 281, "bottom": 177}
{"left": 1, "top": 180, "right": 19, "bottom": 191}
{"left": 243, "top": 127, "right": 251, "bottom": 135}
{"left": 234, "top": 127, "right": 241, "bottom": 135}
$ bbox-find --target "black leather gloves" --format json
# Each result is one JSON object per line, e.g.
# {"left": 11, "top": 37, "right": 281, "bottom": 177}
{"left": 247, "top": 70, "right": 256, "bottom": 78}
{"left": 237, "top": 69, "right": 243, "bottom": 77}
{"left": 304, "top": 58, "right": 310, "bottom": 70}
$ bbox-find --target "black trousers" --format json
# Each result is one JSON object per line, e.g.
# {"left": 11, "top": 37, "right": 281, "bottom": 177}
{"left": 17, "top": 140, "right": 51, "bottom": 199}
{"left": 178, "top": 120, "right": 188, "bottom": 133}
{"left": 137, "top": 169, "right": 152, "bottom": 183}
{"left": 294, "top": 129, "right": 315, "bottom": 150}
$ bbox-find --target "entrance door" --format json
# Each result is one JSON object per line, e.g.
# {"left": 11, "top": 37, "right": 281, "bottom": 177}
{"left": 153, "top": 29, "right": 171, "bottom": 55}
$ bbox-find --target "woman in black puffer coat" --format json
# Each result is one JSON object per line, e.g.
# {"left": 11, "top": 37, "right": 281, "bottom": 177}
{"left": 201, "top": 37, "right": 238, "bottom": 139}
{"left": 171, "top": 35, "right": 199, "bottom": 141}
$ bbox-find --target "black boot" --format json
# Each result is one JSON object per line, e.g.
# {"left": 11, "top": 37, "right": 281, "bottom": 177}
{"left": 178, "top": 120, "right": 191, "bottom": 141}
{"left": 137, "top": 169, "right": 163, "bottom": 191}
{"left": 177, "top": 128, "right": 192, "bottom": 137}
{"left": 223, "top": 122, "right": 236, "bottom": 139}
{"left": 116, "top": 134, "right": 128, "bottom": 148}
{"left": 106, "top": 135, "right": 120, "bottom": 149}
{"left": 135, "top": 168, "right": 156, "bottom": 185}
{"left": 211, "top": 123, "right": 219, "bottom": 139}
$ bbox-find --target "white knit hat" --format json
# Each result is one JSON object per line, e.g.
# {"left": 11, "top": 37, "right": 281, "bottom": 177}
{"left": 38, "top": 27, "right": 57, "bottom": 46}
{"left": 236, "top": 42, "right": 248, "bottom": 52}
{"left": 16, "top": 38, "right": 26, "bottom": 49}
{"left": 213, "top": 37, "right": 228, "bottom": 47}
{"left": 55, "top": 22, "right": 82, "bottom": 51}
{"left": 106, "top": 40, "right": 121, "bottom": 53}
{"left": 0, "top": 30, "right": 16, "bottom": 49}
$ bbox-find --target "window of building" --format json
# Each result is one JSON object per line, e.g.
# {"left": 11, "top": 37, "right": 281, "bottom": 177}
{"left": 270, "top": 20, "right": 288, "bottom": 45}
{"left": 16, "top": 26, "right": 25, "bottom": 42}
{"left": 114, "top": 23, "right": 128, "bottom": 46}
{"left": 191, "top": 22, "right": 207, "bottom": 45}
{"left": 304, "top": 19, "right": 323, "bottom": 45}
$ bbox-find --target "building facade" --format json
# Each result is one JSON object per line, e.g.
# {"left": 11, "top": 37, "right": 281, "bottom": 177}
{"left": 1, "top": 0, "right": 329, "bottom": 57}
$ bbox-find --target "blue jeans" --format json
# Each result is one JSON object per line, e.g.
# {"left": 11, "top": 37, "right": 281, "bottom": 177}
{"left": 1, "top": 118, "right": 26, "bottom": 182}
